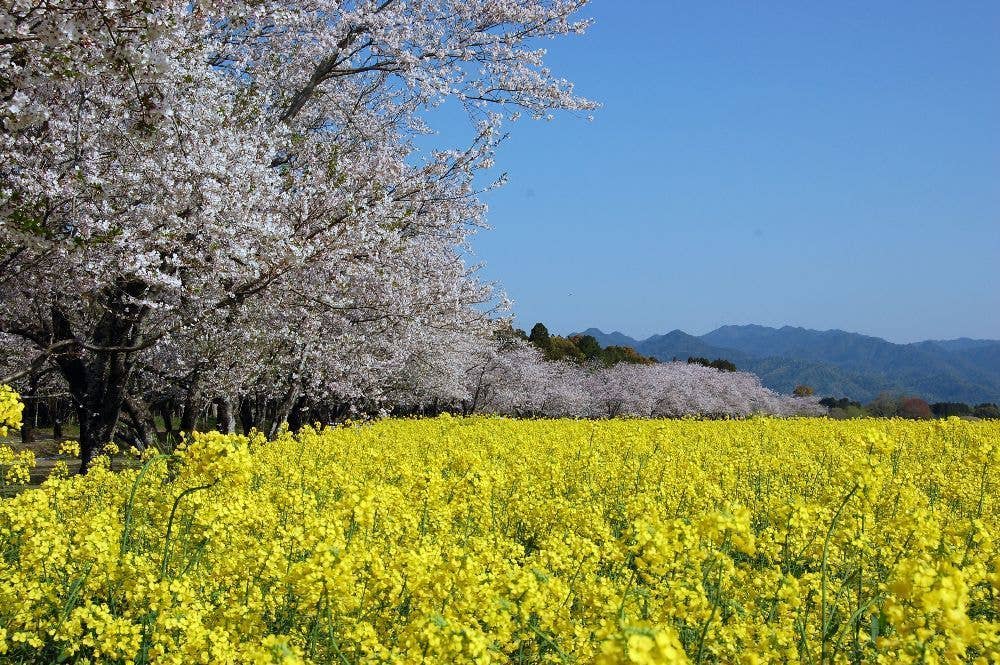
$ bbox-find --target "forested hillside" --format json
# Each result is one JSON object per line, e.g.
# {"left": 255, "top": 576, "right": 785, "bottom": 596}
{"left": 575, "top": 325, "right": 1000, "bottom": 403}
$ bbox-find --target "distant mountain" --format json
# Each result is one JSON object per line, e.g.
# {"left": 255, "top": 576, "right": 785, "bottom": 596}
{"left": 572, "top": 329, "right": 748, "bottom": 365}
{"left": 638, "top": 330, "right": 753, "bottom": 365}
{"left": 571, "top": 325, "right": 1000, "bottom": 404}
{"left": 700, "top": 325, "right": 1000, "bottom": 403}
{"left": 926, "top": 338, "right": 1000, "bottom": 353}
{"left": 574, "top": 328, "right": 641, "bottom": 349}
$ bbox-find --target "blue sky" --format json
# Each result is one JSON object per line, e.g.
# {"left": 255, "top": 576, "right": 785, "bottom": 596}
{"left": 454, "top": 1, "right": 1000, "bottom": 343}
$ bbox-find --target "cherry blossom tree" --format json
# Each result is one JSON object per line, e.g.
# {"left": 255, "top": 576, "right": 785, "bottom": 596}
{"left": 404, "top": 334, "right": 826, "bottom": 420}
{"left": 1, "top": 1, "right": 595, "bottom": 468}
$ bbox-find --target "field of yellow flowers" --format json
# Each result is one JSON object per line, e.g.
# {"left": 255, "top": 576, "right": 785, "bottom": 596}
{"left": 1, "top": 390, "right": 999, "bottom": 663}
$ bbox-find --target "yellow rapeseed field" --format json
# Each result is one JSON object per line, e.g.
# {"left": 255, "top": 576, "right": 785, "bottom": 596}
{"left": 1, "top": 393, "right": 998, "bottom": 662}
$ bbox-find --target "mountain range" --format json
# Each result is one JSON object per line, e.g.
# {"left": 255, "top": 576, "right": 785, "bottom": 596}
{"left": 572, "top": 325, "right": 1000, "bottom": 404}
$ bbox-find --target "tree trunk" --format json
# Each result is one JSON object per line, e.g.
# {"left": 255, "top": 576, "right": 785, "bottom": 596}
{"left": 239, "top": 396, "right": 256, "bottom": 435}
{"left": 158, "top": 401, "right": 175, "bottom": 440}
{"left": 45, "top": 282, "right": 147, "bottom": 473}
{"left": 267, "top": 353, "right": 308, "bottom": 439}
{"left": 268, "top": 385, "right": 301, "bottom": 439}
{"left": 59, "top": 365, "right": 126, "bottom": 471}
{"left": 287, "top": 395, "right": 308, "bottom": 432}
{"left": 123, "top": 394, "right": 157, "bottom": 450}
{"left": 51, "top": 396, "right": 64, "bottom": 439}
{"left": 216, "top": 397, "right": 236, "bottom": 434}
{"left": 180, "top": 371, "right": 202, "bottom": 435}
{"left": 19, "top": 374, "right": 38, "bottom": 445}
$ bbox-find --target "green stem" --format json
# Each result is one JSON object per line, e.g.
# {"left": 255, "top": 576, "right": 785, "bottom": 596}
{"left": 160, "top": 480, "right": 216, "bottom": 580}
{"left": 617, "top": 569, "right": 637, "bottom": 621}
{"left": 119, "top": 454, "right": 171, "bottom": 560}
{"left": 821, "top": 483, "right": 859, "bottom": 663}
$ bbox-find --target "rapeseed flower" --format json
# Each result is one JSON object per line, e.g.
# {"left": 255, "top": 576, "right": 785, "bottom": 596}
{"left": 0, "top": 397, "right": 996, "bottom": 662}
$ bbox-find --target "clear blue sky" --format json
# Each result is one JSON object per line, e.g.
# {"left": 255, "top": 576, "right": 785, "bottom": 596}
{"left": 463, "top": 1, "right": 1000, "bottom": 343}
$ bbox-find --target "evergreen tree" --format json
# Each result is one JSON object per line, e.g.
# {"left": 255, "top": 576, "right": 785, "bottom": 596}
{"left": 529, "top": 323, "right": 552, "bottom": 350}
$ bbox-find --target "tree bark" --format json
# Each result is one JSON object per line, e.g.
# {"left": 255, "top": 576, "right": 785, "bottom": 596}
{"left": 158, "top": 401, "right": 175, "bottom": 441}
{"left": 19, "top": 373, "right": 38, "bottom": 445}
{"left": 45, "top": 281, "right": 147, "bottom": 473}
{"left": 286, "top": 395, "right": 308, "bottom": 432}
{"left": 180, "top": 370, "right": 202, "bottom": 435}
{"left": 267, "top": 354, "right": 308, "bottom": 438}
{"left": 268, "top": 385, "right": 301, "bottom": 439}
{"left": 73, "top": 385, "right": 128, "bottom": 471}
{"left": 123, "top": 394, "right": 157, "bottom": 449}
{"left": 239, "top": 395, "right": 259, "bottom": 435}
{"left": 51, "top": 396, "right": 64, "bottom": 439}
{"left": 216, "top": 397, "right": 236, "bottom": 434}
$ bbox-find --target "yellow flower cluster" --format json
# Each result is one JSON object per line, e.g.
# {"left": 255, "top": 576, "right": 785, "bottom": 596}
{"left": 0, "top": 384, "right": 23, "bottom": 437}
{"left": 0, "top": 444, "right": 34, "bottom": 486}
{"left": 0, "top": 386, "right": 33, "bottom": 487}
{"left": 59, "top": 439, "right": 81, "bottom": 457}
{"left": 1, "top": 416, "right": 999, "bottom": 663}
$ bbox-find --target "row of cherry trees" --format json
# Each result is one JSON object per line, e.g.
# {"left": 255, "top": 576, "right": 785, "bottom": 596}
{"left": 1, "top": 2, "right": 821, "bottom": 471}
{"left": 1, "top": 0, "right": 596, "bottom": 469}
{"left": 395, "top": 335, "right": 825, "bottom": 419}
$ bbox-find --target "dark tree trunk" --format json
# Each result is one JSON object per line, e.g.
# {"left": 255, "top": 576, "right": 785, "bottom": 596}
{"left": 331, "top": 402, "right": 351, "bottom": 423}
{"left": 263, "top": 396, "right": 275, "bottom": 429}
{"left": 73, "top": 385, "right": 128, "bottom": 471}
{"left": 268, "top": 385, "right": 301, "bottom": 439}
{"left": 239, "top": 396, "right": 255, "bottom": 435}
{"left": 287, "top": 395, "right": 308, "bottom": 432}
{"left": 216, "top": 397, "right": 236, "bottom": 434}
{"left": 158, "top": 401, "right": 175, "bottom": 440}
{"left": 258, "top": 394, "right": 268, "bottom": 430}
{"left": 45, "top": 281, "right": 147, "bottom": 473}
{"left": 51, "top": 396, "right": 64, "bottom": 439}
{"left": 123, "top": 394, "right": 157, "bottom": 450}
{"left": 180, "top": 371, "right": 202, "bottom": 435}
{"left": 19, "top": 374, "right": 38, "bottom": 445}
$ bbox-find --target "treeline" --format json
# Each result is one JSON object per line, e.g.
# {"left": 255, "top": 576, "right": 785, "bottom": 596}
{"left": 4, "top": 320, "right": 825, "bottom": 457}
{"left": 10, "top": 383, "right": 357, "bottom": 449}
{"left": 521, "top": 323, "right": 741, "bottom": 372}
{"left": 686, "top": 357, "right": 738, "bottom": 372}
{"left": 819, "top": 394, "right": 1000, "bottom": 420}
{"left": 521, "top": 323, "right": 657, "bottom": 365}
